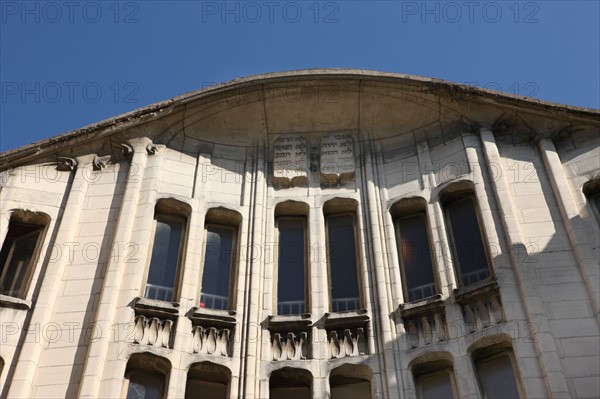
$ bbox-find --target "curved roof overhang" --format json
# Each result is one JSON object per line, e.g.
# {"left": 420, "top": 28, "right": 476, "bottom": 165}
{"left": 1, "top": 69, "right": 598, "bottom": 170}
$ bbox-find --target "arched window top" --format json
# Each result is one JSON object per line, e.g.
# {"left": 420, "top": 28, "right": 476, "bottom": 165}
{"left": 7, "top": 209, "right": 51, "bottom": 225}
{"left": 275, "top": 200, "right": 309, "bottom": 217}
{"left": 437, "top": 179, "right": 475, "bottom": 204}
{"left": 582, "top": 176, "right": 600, "bottom": 197}
{"left": 205, "top": 207, "right": 242, "bottom": 226}
{"left": 468, "top": 332, "right": 515, "bottom": 358}
{"left": 155, "top": 197, "right": 192, "bottom": 218}
{"left": 389, "top": 196, "right": 427, "bottom": 218}
{"left": 323, "top": 197, "right": 359, "bottom": 214}
{"left": 187, "top": 361, "right": 231, "bottom": 381}
{"left": 126, "top": 352, "right": 171, "bottom": 375}
{"left": 329, "top": 363, "right": 372, "bottom": 383}
{"left": 409, "top": 351, "right": 454, "bottom": 375}
{"left": 270, "top": 366, "right": 313, "bottom": 387}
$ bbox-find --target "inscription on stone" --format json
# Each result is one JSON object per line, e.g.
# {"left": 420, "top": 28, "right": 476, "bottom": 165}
{"left": 320, "top": 134, "right": 355, "bottom": 186}
{"left": 273, "top": 135, "right": 308, "bottom": 187}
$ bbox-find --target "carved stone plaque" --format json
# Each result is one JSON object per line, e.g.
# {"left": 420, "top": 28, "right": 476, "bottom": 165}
{"left": 273, "top": 135, "right": 308, "bottom": 187}
{"left": 320, "top": 134, "right": 355, "bottom": 186}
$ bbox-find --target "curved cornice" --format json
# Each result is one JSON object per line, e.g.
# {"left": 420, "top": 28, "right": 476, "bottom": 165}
{"left": 1, "top": 69, "right": 599, "bottom": 169}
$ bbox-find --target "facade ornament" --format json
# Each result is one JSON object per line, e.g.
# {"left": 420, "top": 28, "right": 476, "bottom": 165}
{"left": 119, "top": 143, "right": 134, "bottom": 159}
{"left": 55, "top": 157, "right": 78, "bottom": 171}
{"left": 92, "top": 155, "right": 112, "bottom": 171}
{"left": 146, "top": 144, "right": 159, "bottom": 156}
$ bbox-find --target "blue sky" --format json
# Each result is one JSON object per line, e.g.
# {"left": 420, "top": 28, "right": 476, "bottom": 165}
{"left": 1, "top": 0, "right": 598, "bottom": 152}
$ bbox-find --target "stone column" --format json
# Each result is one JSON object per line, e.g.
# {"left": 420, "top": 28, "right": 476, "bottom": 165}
{"left": 478, "top": 129, "right": 566, "bottom": 398}
{"left": 362, "top": 140, "right": 401, "bottom": 399}
{"left": 78, "top": 138, "right": 155, "bottom": 398}
{"left": 538, "top": 138, "right": 600, "bottom": 325}
{"left": 8, "top": 155, "right": 92, "bottom": 399}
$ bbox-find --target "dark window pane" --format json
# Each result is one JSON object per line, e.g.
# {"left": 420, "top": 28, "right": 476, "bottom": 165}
{"left": 397, "top": 213, "right": 436, "bottom": 302}
{"left": 201, "top": 225, "right": 234, "bottom": 310}
{"left": 127, "top": 373, "right": 163, "bottom": 399}
{"left": 446, "top": 198, "right": 489, "bottom": 286}
{"left": 145, "top": 217, "right": 183, "bottom": 302}
{"left": 277, "top": 218, "right": 305, "bottom": 314}
{"left": 331, "top": 381, "right": 371, "bottom": 399}
{"left": 327, "top": 214, "right": 360, "bottom": 312}
{"left": 477, "top": 354, "right": 521, "bottom": 399}
{"left": 418, "top": 371, "right": 454, "bottom": 399}
{"left": 185, "top": 379, "right": 227, "bottom": 399}
{"left": 0, "top": 223, "right": 42, "bottom": 298}
{"left": 592, "top": 194, "right": 600, "bottom": 217}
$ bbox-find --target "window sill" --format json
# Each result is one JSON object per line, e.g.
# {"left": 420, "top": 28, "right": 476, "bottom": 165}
{"left": 133, "top": 297, "right": 179, "bottom": 320}
{"left": 0, "top": 294, "right": 32, "bottom": 310}
{"left": 324, "top": 308, "right": 369, "bottom": 329}
{"left": 398, "top": 295, "right": 444, "bottom": 320}
{"left": 268, "top": 313, "right": 312, "bottom": 332}
{"left": 190, "top": 307, "right": 236, "bottom": 329}
{"left": 453, "top": 277, "right": 499, "bottom": 305}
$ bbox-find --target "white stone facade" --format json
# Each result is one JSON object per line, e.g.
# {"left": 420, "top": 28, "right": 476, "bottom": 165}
{"left": 0, "top": 70, "right": 598, "bottom": 398}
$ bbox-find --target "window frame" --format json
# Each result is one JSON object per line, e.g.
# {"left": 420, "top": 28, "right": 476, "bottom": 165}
{"left": 199, "top": 222, "right": 238, "bottom": 311}
{"left": 142, "top": 212, "right": 188, "bottom": 303}
{"left": 443, "top": 195, "right": 493, "bottom": 287}
{"left": 122, "top": 369, "right": 166, "bottom": 399}
{"left": 274, "top": 216, "right": 309, "bottom": 315}
{"left": 394, "top": 211, "right": 439, "bottom": 303}
{"left": 324, "top": 211, "right": 363, "bottom": 313}
{"left": 415, "top": 367, "right": 458, "bottom": 399}
{"left": 473, "top": 349, "right": 524, "bottom": 399}
{"left": 0, "top": 216, "right": 48, "bottom": 300}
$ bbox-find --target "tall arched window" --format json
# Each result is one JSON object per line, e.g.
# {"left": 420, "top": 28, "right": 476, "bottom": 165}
{"left": 200, "top": 208, "right": 241, "bottom": 310}
{"left": 270, "top": 367, "right": 312, "bottom": 399}
{"left": 122, "top": 353, "right": 170, "bottom": 399}
{"left": 185, "top": 362, "right": 230, "bottom": 399}
{"left": 441, "top": 183, "right": 491, "bottom": 287}
{"left": 324, "top": 198, "right": 362, "bottom": 312}
{"left": 391, "top": 197, "right": 438, "bottom": 302}
{"left": 411, "top": 353, "right": 457, "bottom": 399}
{"left": 0, "top": 210, "right": 50, "bottom": 299}
{"left": 330, "top": 364, "right": 372, "bottom": 399}
{"left": 275, "top": 201, "right": 309, "bottom": 315}
{"left": 471, "top": 341, "right": 523, "bottom": 399}
{"left": 143, "top": 199, "right": 191, "bottom": 302}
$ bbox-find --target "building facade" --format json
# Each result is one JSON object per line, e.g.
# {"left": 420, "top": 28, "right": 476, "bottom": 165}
{"left": 0, "top": 70, "right": 599, "bottom": 399}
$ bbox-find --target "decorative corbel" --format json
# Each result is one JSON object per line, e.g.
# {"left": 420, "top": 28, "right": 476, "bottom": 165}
{"left": 92, "top": 155, "right": 112, "bottom": 171}
{"left": 119, "top": 143, "right": 134, "bottom": 159}
{"left": 146, "top": 144, "right": 159, "bottom": 156}
{"left": 55, "top": 157, "right": 78, "bottom": 171}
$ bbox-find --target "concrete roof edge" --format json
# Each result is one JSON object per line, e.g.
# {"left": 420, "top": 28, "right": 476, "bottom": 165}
{"left": 1, "top": 69, "right": 599, "bottom": 165}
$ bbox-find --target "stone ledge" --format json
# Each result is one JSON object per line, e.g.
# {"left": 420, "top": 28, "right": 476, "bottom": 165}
{"left": 398, "top": 294, "right": 444, "bottom": 320}
{"left": 324, "top": 308, "right": 369, "bottom": 329}
{"left": 0, "top": 294, "right": 31, "bottom": 310}
{"left": 453, "top": 277, "right": 499, "bottom": 304}
{"left": 190, "top": 307, "right": 237, "bottom": 329}
{"left": 133, "top": 297, "right": 179, "bottom": 320}
{"left": 267, "top": 313, "right": 312, "bottom": 332}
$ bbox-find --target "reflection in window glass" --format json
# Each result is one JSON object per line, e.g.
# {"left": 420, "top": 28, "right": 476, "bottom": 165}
{"left": 417, "top": 370, "right": 455, "bottom": 399}
{"left": 396, "top": 213, "right": 436, "bottom": 302}
{"left": 327, "top": 214, "right": 360, "bottom": 312}
{"left": 201, "top": 225, "right": 235, "bottom": 310}
{"left": 477, "top": 353, "right": 521, "bottom": 399}
{"left": 0, "top": 222, "right": 43, "bottom": 298}
{"left": 277, "top": 218, "right": 306, "bottom": 315}
{"left": 126, "top": 373, "right": 163, "bottom": 399}
{"left": 445, "top": 197, "right": 490, "bottom": 286}
{"left": 145, "top": 217, "right": 184, "bottom": 302}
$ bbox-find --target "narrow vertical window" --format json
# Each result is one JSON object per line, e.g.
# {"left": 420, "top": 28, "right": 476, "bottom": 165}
{"left": 276, "top": 217, "right": 306, "bottom": 315}
{"left": 476, "top": 352, "right": 521, "bottom": 399}
{"left": 145, "top": 215, "right": 185, "bottom": 302}
{"left": 589, "top": 192, "right": 600, "bottom": 224}
{"left": 185, "top": 362, "right": 230, "bottom": 399}
{"left": 123, "top": 354, "right": 169, "bottom": 399}
{"left": 200, "top": 225, "right": 235, "bottom": 310}
{"left": 444, "top": 197, "right": 490, "bottom": 286}
{"left": 270, "top": 368, "right": 311, "bottom": 399}
{"left": 0, "top": 219, "right": 45, "bottom": 298}
{"left": 327, "top": 214, "right": 360, "bottom": 312}
{"left": 396, "top": 212, "right": 436, "bottom": 302}
{"left": 416, "top": 369, "right": 456, "bottom": 399}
